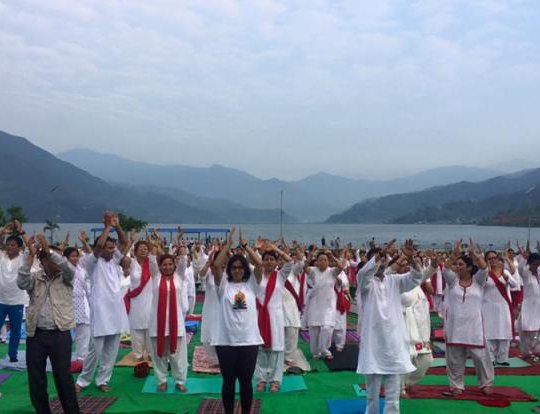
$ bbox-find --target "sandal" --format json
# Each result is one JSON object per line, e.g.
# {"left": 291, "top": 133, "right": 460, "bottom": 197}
{"left": 256, "top": 382, "right": 267, "bottom": 393}
{"left": 442, "top": 388, "right": 463, "bottom": 397}
{"left": 269, "top": 382, "right": 280, "bottom": 393}
{"left": 97, "top": 384, "right": 111, "bottom": 393}
{"left": 481, "top": 386, "right": 493, "bottom": 396}
{"left": 176, "top": 383, "right": 187, "bottom": 393}
{"left": 158, "top": 382, "right": 168, "bottom": 392}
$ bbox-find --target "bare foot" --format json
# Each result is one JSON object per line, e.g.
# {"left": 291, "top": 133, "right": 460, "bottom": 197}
{"left": 158, "top": 382, "right": 168, "bottom": 392}
{"left": 97, "top": 384, "right": 111, "bottom": 393}
{"left": 256, "top": 382, "right": 267, "bottom": 392}
{"left": 176, "top": 383, "right": 187, "bottom": 393}
{"left": 269, "top": 382, "right": 280, "bottom": 393}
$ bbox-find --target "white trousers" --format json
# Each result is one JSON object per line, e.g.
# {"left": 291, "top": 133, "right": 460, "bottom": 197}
{"left": 403, "top": 353, "right": 433, "bottom": 386}
{"left": 0, "top": 324, "right": 6, "bottom": 340}
{"left": 74, "top": 323, "right": 91, "bottom": 361}
{"left": 446, "top": 345, "right": 494, "bottom": 390}
{"left": 309, "top": 325, "right": 333, "bottom": 357}
{"left": 149, "top": 336, "right": 188, "bottom": 385}
{"left": 365, "top": 373, "right": 400, "bottom": 414}
{"left": 284, "top": 327, "right": 299, "bottom": 361}
{"left": 488, "top": 339, "right": 510, "bottom": 363}
{"left": 519, "top": 330, "right": 540, "bottom": 355}
{"left": 332, "top": 329, "right": 346, "bottom": 351}
{"left": 131, "top": 328, "right": 150, "bottom": 359}
{"left": 255, "top": 348, "right": 284, "bottom": 384}
{"left": 77, "top": 334, "right": 121, "bottom": 387}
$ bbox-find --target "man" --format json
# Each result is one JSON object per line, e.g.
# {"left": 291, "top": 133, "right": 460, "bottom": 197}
{"left": 0, "top": 220, "right": 29, "bottom": 362}
{"left": 76, "top": 213, "right": 129, "bottom": 392}
{"left": 18, "top": 233, "right": 80, "bottom": 414}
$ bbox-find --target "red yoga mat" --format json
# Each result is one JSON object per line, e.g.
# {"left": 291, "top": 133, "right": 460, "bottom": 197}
{"left": 427, "top": 365, "right": 540, "bottom": 376}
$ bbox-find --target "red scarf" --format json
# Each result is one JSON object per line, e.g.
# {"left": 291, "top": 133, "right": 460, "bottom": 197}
{"left": 348, "top": 266, "right": 358, "bottom": 287}
{"left": 157, "top": 274, "right": 178, "bottom": 357}
{"left": 284, "top": 279, "right": 302, "bottom": 312}
{"left": 489, "top": 271, "right": 515, "bottom": 337}
{"left": 123, "top": 258, "right": 151, "bottom": 313}
{"left": 256, "top": 271, "right": 278, "bottom": 349}
{"left": 335, "top": 287, "right": 350, "bottom": 314}
{"left": 297, "top": 272, "right": 306, "bottom": 310}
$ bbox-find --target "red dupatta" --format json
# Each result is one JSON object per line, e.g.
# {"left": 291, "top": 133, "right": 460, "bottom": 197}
{"left": 124, "top": 257, "right": 151, "bottom": 313}
{"left": 157, "top": 274, "right": 178, "bottom": 357}
{"left": 256, "top": 270, "right": 278, "bottom": 349}
{"left": 489, "top": 271, "right": 515, "bottom": 337}
{"left": 335, "top": 287, "right": 350, "bottom": 314}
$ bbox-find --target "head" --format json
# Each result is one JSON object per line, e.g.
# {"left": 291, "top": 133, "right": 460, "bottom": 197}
{"left": 528, "top": 253, "right": 540, "bottom": 276}
{"left": 158, "top": 254, "right": 176, "bottom": 276}
{"left": 455, "top": 255, "right": 478, "bottom": 278}
{"left": 366, "top": 247, "right": 381, "bottom": 261}
{"left": 507, "top": 248, "right": 515, "bottom": 260}
{"left": 262, "top": 250, "right": 278, "bottom": 273}
{"left": 484, "top": 250, "right": 499, "bottom": 268}
{"left": 101, "top": 237, "right": 117, "bottom": 261}
{"left": 5, "top": 235, "right": 23, "bottom": 258}
{"left": 390, "top": 256, "right": 409, "bottom": 274}
{"left": 226, "top": 254, "right": 251, "bottom": 283}
{"left": 38, "top": 253, "right": 62, "bottom": 279}
{"left": 316, "top": 252, "right": 329, "bottom": 271}
{"left": 134, "top": 240, "right": 150, "bottom": 259}
{"left": 63, "top": 247, "right": 80, "bottom": 266}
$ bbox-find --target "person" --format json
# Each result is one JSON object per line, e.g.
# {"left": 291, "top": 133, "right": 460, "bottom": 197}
{"left": 332, "top": 270, "right": 350, "bottom": 352}
{"left": 304, "top": 250, "right": 347, "bottom": 360}
{"left": 18, "top": 233, "right": 80, "bottom": 414}
{"left": 482, "top": 251, "right": 518, "bottom": 365}
{"left": 76, "top": 213, "right": 129, "bottom": 393}
{"left": 64, "top": 243, "right": 91, "bottom": 362}
{"left": 0, "top": 220, "right": 29, "bottom": 362}
{"left": 246, "top": 238, "right": 293, "bottom": 393}
{"left": 212, "top": 228, "right": 263, "bottom": 414}
{"left": 124, "top": 237, "right": 153, "bottom": 361}
{"left": 148, "top": 253, "right": 190, "bottom": 392}
{"left": 442, "top": 240, "right": 494, "bottom": 396}
{"left": 356, "top": 239, "right": 428, "bottom": 414}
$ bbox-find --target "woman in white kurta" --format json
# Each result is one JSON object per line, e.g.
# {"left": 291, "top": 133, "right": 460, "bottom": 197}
{"left": 125, "top": 241, "right": 153, "bottom": 360}
{"left": 304, "top": 251, "right": 346, "bottom": 360}
{"left": 357, "top": 240, "right": 426, "bottom": 414}
{"left": 148, "top": 254, "right": 189, "bottom": 392}
{"left": 282, "top": 255, "right": 305, "bottom": 364}
{"left": 332, "top": 271, "right": 350, "bottom": 352}
{"left": 517, "top": 252, "right": 540, "bottom": 356}
{"left": 199, "top": 253, "right": 221, "bottom": 364}
{"left": 482, "top": 251, "right": 518, "bottom": 364}
{"left": 442, "top": 241, "right": 494, "bottom": 396}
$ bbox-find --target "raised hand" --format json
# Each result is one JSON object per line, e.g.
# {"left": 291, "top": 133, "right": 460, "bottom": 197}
{"left": 239, "top": 228, "right": 247, "bottom": 247}
{"left": 402, "top": 239, "right": 416, "bottom": 258}
{"left": 227, "top": 227, "right": 236, "bottom": 246}
{"left": 13, "top": 220, "right": 22, "bottom": 234}
{"left": 36, "top": 233, "right": 49, "bottom": 254}
{"left": 79, "top": 230, "right": 88, "bottom": 242}
{"left": 130, "top": 231, "right": 139, "bottom": 243}
{"left": 380, "top": 239, "right": 396, "bottom": 258}
{"left": 453, "top": 239, "right": 463, "bottom": 257}
{"left": 103, "top": 211, "right": 115, "bottom": 227}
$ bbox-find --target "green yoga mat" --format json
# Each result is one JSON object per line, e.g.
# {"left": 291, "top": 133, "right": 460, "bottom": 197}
{"left": 353, "top": 384, "right": 368, "bottom": 398}
{"left": 142, "top": 375, "right": 307, "bottom": 395}
{"left": 431, "top": 357, "right": 530, "bottom": 368}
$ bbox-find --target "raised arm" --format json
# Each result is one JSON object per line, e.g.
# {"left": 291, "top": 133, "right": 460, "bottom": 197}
{"left": 213, "top": 227, "right": 235, "bottom": 287}
{"left": 240, "top": 229, "right": 263, "bottom": 283}
{"left": 469, "top": 239, "right": 488, "bottom": 285}
{"left": 78, "top": 231, "right": 92, "bottom": 254}
{"left": 111, "top": 214, "right": 128, "bottom": 252}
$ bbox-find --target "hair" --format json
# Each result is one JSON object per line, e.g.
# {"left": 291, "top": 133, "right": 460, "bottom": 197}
{"left": 316, "top": 251, "right": 329, "bottom": 260}
{"left": 262, "top": 250, "right": 278, "bottom": 261}
{"left": 458, "top": 254, "right": 478, "bottom": 275}
{"left": 226, "top": 254, "right": 251, "bottom": 282}
{"left": 5, "top": 235, "right": 23, "bottom": 248}
{"left": 157, "top": 254, "right": 176, "bottom": 267}
{"left": 366, "top": 247, "right": 381, "bottom": 261}
{"left": 92, "top": 236, "right": 117, "bottom": 249}
{"left": 484, "top": 250, "right": 498, "bottom": 259}
{"left": 63, "top": 247, "right": 79, "bottom": 258}
{"left": 528, "top": 253, "right": 540, "bottom": 265}
{"left": 134, "top": 240, "right": 150, "bottom": 255}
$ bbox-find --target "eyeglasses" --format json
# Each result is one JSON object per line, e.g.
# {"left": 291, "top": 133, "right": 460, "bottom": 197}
{"left": 231, "top": 265, "right": 244, "bottom": 270}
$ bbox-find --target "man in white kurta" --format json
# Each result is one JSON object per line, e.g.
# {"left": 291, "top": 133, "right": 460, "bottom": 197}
{"left": 357, "top": 251, "right": 425, "bottom": 414}
{"left": 76, "top": 240, "right": 129, "bottom": 391}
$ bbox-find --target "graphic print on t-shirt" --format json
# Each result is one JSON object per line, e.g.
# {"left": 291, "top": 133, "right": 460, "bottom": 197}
{"left": 232, "top": 290, "right": 247, "bottom": 310}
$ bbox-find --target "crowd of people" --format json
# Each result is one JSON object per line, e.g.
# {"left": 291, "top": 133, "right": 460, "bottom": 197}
{"left": 1, "top": 213, "right": 540, "bottom": 414}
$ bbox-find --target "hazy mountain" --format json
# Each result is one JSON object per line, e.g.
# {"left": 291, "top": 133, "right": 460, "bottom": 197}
{"left": 59, "top": 149, "right": 506, "bottom": 221}
{"left": 326, "top": 168, "right": 540, "bottom": 224}
{"left": 0, "top": 130, "right": 297, "bottom": 223}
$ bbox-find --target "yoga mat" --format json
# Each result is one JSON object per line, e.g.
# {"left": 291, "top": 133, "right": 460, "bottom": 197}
{"left": 0, "top": 351, "right": 52, "bottom": 371}
{"left": 284, "top": 348, "right": 311, "bottom": 372}
{"left": 352, "top": 384, "right": 367, "bottom": 398}
{"left": 186, "top": 314, "right": 202, "bottom": 321}
{"left": 300, "top": 330, "right": 359, "bottom": 344}
{"left": 115, "top": 352, "right": 153, "bottom": 368}
{"left": 431, "top": 357, "right": 530, "bottom": 368}
{"left": 142, "top": 375, "right": 307, "bottom": 395}
{"left": 50, "top": 396, "right": 117, "bottom": 414}
{"left": 197, "top": 398, "right": 262, "bottom": 414}
{"left": 326, "top": 399, "right": 384, "bottom": 414}
{"left": 0, "top": 373, "right": 11, "bottom": 384}
{"left": 192, "top": 345, "right": 220, "bottom": 374}
{"left": 185, "top": 321, "right": 199, "bottom": 333}
{"left": 403, "top": 385, "right": 537, "bottom": 407}
{"left": 324, "top": 344, "right": 359, "bottom": 371}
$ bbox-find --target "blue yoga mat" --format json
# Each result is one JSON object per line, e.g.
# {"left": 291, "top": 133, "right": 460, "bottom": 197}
{"left": 326, "top": 399, "right": 384, "bottom": 414}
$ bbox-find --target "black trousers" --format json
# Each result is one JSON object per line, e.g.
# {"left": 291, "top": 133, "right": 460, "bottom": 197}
{"left": 26, "top": 329, "right": 80, "bottom": 414}
{"left": 215, "top": 345, "right": 259, "bottom": 414}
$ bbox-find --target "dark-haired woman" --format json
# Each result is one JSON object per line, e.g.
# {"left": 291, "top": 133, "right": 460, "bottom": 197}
{"left": 212, "top": 228, "right": 263, "bottom": 414}
{"left": 148, "top": 253, "right": 189, "bottom": 392}
{"left": 442, "top": 240, "right": 494, "bottom": 396}
{"left": 517, "top": 248, "right": 540, "bottom": 357}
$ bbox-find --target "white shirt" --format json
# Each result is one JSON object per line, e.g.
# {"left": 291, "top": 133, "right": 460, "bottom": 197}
{"left": 305, "top": 266, "right": 340, "bottom": 327}
{"left": 518, "top": 256, "right": 540, "bottom": 331}
{"left": 127, "top": 256, "right": 155, "bottom": 330}
{"left": 212, "top": 275, "right": 263, "bottom": 347}
{"left": 482, "top": 270, "right": 518, "bottom": 340}
{"left": 200, "top": 269, "right": 219, "bottom": 344}
{"left": 0, "top": 250, "right": 28, "bottom": 305}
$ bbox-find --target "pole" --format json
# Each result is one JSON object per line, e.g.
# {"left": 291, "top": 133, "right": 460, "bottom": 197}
{"left": 280, "top": 190, "right": 283, "bottom": 239}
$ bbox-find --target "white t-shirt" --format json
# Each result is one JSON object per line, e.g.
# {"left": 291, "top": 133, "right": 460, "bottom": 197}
{"left": 0, "top": 251, "right": 29, "bottom": 305}
{"left": 212, "top": 274, "right": 263, "bottom": 347}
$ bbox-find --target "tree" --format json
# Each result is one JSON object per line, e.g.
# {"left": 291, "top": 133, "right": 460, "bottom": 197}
{"left": 0, "top": 207, "right": 5, "bottom": 227}
{"left": 7, "top": 205, "right": 27, "bottom": 223}
{"left": 118, "top": 212, "right": 148, "bottom": 232}
{"left": 43, "top": 220, "right": 60, "bottom": 244}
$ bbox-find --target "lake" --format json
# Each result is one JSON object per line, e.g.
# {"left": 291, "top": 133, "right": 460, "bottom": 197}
{"left": 23, "top": 223, "right": 540, "bottom": 250}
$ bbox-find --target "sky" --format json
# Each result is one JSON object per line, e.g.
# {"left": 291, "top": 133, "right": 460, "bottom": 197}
{"left": 0, "top": 0, "right": 539, "bottom": 180}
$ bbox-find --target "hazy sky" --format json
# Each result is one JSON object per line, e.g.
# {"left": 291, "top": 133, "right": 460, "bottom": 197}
{"left": 1, "top": 0, "right": 539, "bottom": 180}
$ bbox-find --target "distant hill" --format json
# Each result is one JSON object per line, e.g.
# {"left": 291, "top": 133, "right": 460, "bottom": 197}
{"left": 59, "top": 149, "right": 506, "bottom": 222}
{"left": 0, "top": 130, "right": 297, "bottom": 223}
{"left": 326, "top": 169, "right": 540, "bottom": 224}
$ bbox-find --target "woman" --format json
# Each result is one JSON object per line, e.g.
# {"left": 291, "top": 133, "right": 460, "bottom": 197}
{"left": 148, "top": 253, "right": 189, "bottom": 392}
{"left": 64, "top": 246, "right": 91, "bottom": 362}
{"left": 442, "top": 240, "right": 494, "bottom": 396}
{"left": 482, "top": 251, "right": 518, "bottom": 365}
{"left": 517, "top": 246, "right": 540, "bottom": 357}
{"left": 212, "top": 228, "right": 263, "bottom": 414}
{"left": 304, "top": 250, "right": 347, "bottom": 360}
